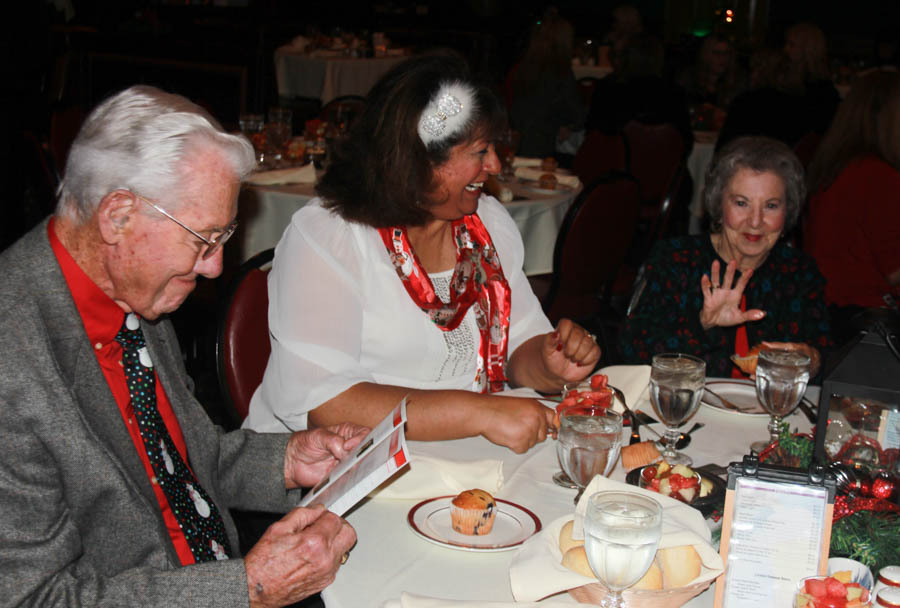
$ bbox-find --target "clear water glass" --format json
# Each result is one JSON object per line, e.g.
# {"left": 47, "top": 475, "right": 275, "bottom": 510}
{"left": 584, "top": 491, "right": 663, "bottom": 608}
{"left": 751, "top": 349, "right": 811, "bottom": 453}
{"left": 649, "top": 353, "right": 706, "bottom": 466}
{"left": 557, "top": 407, "right": 622, "bottom": 503}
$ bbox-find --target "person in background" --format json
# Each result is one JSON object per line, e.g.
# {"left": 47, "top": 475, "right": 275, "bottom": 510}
{"left": 716, "top": 48, "right": 806, "bottom": 151}
{"left": 244, "top": 53, "right": 600, "bottom": 453}
{"left": 0, "top": 85, "right": 366, "bottom": 607}
{"left": 603, "top": 4, "right": 644, "bottom": 67}
{"left": 585, "top": 32, "right": 693, "bottom": 155}
{"left": 804, "top": 70, "right": 900, "bottom": 342}
{"left": 620, "top": 137, "right": 830, "bottom": 377}
{"left": 509, "top": 7, "right": 585, "bottom": 159}
{"left": 678, "top": 33, "right": 746, "bottom": 118}
{"left": 782, "top": 22, "right": 841, "bottom": 137}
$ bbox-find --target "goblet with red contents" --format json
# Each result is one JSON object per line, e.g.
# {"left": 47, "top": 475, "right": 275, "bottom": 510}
{"left": 552, "top": 374, "right": 615, "bottom": 488}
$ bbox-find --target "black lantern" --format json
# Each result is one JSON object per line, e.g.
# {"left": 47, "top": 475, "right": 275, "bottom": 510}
{"left": 814, "top": 311, "right": 900, "bottom": 473}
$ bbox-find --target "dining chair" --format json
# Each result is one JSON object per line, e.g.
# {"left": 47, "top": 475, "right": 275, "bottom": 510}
{"left": 528, "top": 172, "right": 641, "bottom": 359}
{"left": 622, "top": 119, "right": 686, "bottom": 224}
{"left": 572, "top": 131, "right": 628, "bottom": 190}
{"left": 215, "top": 248, "right": 274, "bottom": 429}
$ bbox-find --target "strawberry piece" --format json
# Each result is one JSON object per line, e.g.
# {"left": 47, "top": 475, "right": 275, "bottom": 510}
{"left": 590, "top": 374, "right": 608, "bottom": 389}
{"left": 642, "top": 466, "right": 657, "bottom": 482}
{"left": 806, "top": 578, "right": 827, "bottom": 598}
{"left": 825, "top": 577, "right": 846, "bottom": 599}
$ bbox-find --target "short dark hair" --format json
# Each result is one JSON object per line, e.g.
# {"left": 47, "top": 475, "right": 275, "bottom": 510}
{"left": 703, "top": 136, "right": 806, "bottom": 232}
{"left": 316, "top": 51, "right": 506, "bottom": 227}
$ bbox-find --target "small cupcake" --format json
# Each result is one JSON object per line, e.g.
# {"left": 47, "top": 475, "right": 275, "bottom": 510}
{"left": 538, "top": 173, "right": 558, "bottom": 190}
{"left": 450, "top": 489, "right": 497, "bottom": 535}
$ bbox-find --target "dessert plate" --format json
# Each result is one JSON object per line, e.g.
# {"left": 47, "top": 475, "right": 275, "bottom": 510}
{"left": 701, "top": 379, "right": 768, "bottom": 417}
{"left": 407, "top": 496, "right": 541, "bottom": 552}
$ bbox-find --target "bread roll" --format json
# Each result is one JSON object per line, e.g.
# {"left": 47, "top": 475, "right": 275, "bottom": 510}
{"left": 621, "top": 441, "right": 661, "bottom": 471}
{"left": 731, "top": 345, "right": 762, "bottom": 375}
{"left": 560, "top": 540, "right": 701, "bottom": 590}
{"left": 657, "top": 545, "right": 702, "bottom": 588}
{"left": 562, "top": 546, "right": 594, "bottom": 578}
{"left": 559, "top": 520, "right": 583, "bottom": 554}
{"left": 561, "top": 546, "right": 664, "bottom": 590}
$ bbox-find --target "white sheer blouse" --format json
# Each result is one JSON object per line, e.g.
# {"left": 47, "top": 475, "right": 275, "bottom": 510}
{"left": 243, "top": 195, "right": 553, "bottom": 432}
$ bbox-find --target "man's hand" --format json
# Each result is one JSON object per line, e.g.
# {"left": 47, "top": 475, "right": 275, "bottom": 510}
{"left": 245, "top": 505, "right": 356, "bottom": 608}
{"left": 284, "top": 423, "right": 369, "bottom": 489}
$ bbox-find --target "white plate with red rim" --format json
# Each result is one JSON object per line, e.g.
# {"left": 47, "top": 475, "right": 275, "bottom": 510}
{"left": 407, "top": 496, "right": 541, "bottom": 552}
{"left": 701, "top": 379, "right": 768, "bottom": 417}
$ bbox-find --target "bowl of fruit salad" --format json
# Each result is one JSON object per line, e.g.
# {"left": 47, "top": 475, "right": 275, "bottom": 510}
{"left": 794, "top": 572, "right": 872, "bottom": 608}
{"left": 626, "top": 461, "right": 726, "bottom": 517}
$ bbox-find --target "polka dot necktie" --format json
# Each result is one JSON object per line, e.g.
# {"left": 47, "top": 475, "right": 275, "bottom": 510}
{"left": 115, "top": 313, "right": 232, "bottom": 562}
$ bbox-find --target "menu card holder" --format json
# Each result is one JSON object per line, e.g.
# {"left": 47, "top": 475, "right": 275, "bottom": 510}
{"left": 713, "top": 454, "right": 836, "bottom": 608}
{"left": 299, "top": 398, "right": 409, "bottom": 516}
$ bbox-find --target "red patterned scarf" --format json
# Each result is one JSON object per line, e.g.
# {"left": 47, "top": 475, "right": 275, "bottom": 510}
{"left": 379, "top": 214, "right": 511, "bottom": 392}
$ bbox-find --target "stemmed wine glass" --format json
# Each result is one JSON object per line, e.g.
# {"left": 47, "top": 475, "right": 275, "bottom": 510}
{"left": 583, "top": 491, "right": 663, "bottom": 608}
{"left": 649, "top": 353, "right": 706, "bottom": 466}
{"left": 750, "top": 349, "right": 811, "bottom": 453}
{"left": 557, "top": 406, "right": 623, "bottom": 503}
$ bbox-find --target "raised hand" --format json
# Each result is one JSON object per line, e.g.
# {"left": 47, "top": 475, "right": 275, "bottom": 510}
{"left": 699, "top": 259, "right": 766, "bottom": 330}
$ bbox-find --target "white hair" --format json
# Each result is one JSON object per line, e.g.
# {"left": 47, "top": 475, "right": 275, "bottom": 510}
{"left": 57, "top": 85, "right": 256, "bottom": 222}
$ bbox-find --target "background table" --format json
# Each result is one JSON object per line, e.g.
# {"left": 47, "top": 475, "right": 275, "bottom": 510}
{"left": 274, "top": 48, "right": 406, "bottom": 103}
{"left": 323, "top": 379, "right": 818, "bottom": 607}
{"left": 235, "top": 178, "right": 581, "bottom": 276}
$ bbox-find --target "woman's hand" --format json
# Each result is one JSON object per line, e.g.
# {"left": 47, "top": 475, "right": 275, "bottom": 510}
{"left": 699, "top": 259, "right": 766, "bottom": 330}
{"left": 760, "top": 341, "right": 822, "bottom": 377}
{"left": 478, "top": 396, "right": 556, "bottom": 454}
{"left": 540, "top": 319, "right": 602, "bottom": 384}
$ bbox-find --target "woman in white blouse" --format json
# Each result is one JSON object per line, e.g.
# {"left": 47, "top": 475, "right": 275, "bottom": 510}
{"left": 244, "top": 53, "right": 600, "bottom": 453}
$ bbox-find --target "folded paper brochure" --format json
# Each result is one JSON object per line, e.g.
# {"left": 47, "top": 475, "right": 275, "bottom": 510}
{"left": 300, "top": 399, "right": 410, "bottom": 516}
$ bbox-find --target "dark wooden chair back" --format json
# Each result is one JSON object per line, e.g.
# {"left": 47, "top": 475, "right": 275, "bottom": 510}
{"left": 622, "top": 120, "right": 685, "bottom": 219}
{"left": 216, "top": 249, "right": 274, "bottom": 428}
{"left": 576, "top": 76, "right": 602, "bottom": 109}
{"left": 542, "top": 172, "right": 642, "bottom": 325}
{"left": 573, "top": 132, "right": 628, "bottom": 191}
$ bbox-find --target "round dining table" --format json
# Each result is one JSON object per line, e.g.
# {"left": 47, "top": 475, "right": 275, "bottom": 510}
{"left": 235, "top": 177, "right": 581, "bottom": 276}
{"left": 321, "top": 375, "right": 818, "bottom": 608}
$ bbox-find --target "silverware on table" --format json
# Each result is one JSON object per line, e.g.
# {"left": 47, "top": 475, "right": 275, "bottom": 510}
{"left": 703, "top": 386, "right": 758, "bottom": 412}
{"left": 675, "top": 422, "right": 704, "bottom": 449}
{"left": 609, "top": 385, "right": 662, "bottom": 443}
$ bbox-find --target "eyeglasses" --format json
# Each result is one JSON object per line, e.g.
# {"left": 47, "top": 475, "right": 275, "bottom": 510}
{"left": 134, "top": 193, "right": 237, "bottom": 260}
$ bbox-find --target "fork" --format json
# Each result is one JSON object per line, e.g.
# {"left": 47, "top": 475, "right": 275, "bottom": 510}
{"left": 703, "top": 386, "right": 756, "bottom": 412}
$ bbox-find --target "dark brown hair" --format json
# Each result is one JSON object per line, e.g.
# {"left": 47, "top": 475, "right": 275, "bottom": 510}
{"left": 316, "top": 51, "right": 506, "bottom": 227}
{"left": 807, "top": 70, "right": 900, "bottom": 194}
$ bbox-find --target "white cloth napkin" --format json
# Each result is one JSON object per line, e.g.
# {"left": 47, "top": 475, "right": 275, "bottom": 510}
{"left": 511, "top": 156, "right": 542, "bottom": 168}
{"left": 245, "top": 164, "right": 317, "bottom": 186}
{"left": 381, "top": 593, "right": 574, "bottom": 608}
{"left": 514, "top": 166, "right": 580, "bottom": 188}
{"left": 599, "top": 364, "right": 651, "bottom": 413}
{"left": 368, "top": 454, "right": 504, "bottom": 500}
{"left": 509, "top": 476, "right": 724, "bottom": 602}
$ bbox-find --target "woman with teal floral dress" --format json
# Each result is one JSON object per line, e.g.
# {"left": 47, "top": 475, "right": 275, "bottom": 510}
{"left": 620, "top": 137, "right": 831, "bottom": 378}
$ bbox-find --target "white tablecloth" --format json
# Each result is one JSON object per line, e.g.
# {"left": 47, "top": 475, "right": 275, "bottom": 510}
{"left": 236, "top": 179, "right": 581, "bottom": 275}
{"left": 323, "top": 379, "right": 818, "bottom": 608}
{"left": 274, "top": 47, "right": 406, "bottom": 102}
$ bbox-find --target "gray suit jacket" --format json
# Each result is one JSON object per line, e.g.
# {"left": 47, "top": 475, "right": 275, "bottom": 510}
{"left": 0, "top": 220, "right": 296, "bottom": 607}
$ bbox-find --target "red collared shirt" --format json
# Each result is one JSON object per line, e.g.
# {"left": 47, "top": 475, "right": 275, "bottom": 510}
{"left": 48, "top": 220, "right": 197, "bottom": 565}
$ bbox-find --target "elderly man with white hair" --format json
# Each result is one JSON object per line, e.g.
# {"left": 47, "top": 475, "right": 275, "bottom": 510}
{"left": 0, "top": 85, "right": 366, "bottom": 607}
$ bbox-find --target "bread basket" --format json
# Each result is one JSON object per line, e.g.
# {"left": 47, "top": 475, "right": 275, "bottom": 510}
{"left": 568, "top": 579, "right": 713, "bottom": 607}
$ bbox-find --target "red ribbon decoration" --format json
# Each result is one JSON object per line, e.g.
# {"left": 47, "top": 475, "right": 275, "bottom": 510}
{"left": 379, "top": 213, "right": 511, "bottom": 393}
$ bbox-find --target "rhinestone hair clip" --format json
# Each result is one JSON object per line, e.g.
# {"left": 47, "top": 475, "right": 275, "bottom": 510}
{"left": 417, "top": 81, "right": 475, "bottom": 146}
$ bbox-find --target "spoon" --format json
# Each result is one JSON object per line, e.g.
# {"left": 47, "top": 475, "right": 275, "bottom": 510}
{"left": 609, "top": 385, "right": 662, "bottom": 443}
{"left": 675, "top": 422, "right": 704, "bottom": 450}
